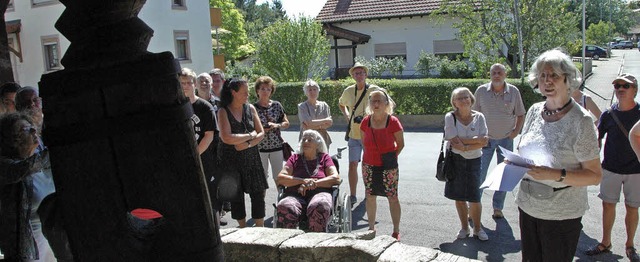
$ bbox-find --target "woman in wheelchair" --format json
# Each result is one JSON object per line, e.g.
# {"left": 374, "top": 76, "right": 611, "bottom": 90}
{"left": 275, "top": 130, "right": 340, "bottom": 232}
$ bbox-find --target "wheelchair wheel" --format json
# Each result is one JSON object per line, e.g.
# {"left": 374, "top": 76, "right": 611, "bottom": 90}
{"left": 338, "top": 193, "right": 352, "bottom": 233}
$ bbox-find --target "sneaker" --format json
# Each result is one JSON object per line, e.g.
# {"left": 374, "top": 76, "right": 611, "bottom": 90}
{"left": 350, "top": 195, "right": 357, "bottom": 205}
{"left": 391, "top": 232, "right": 401, "bottom": 241}
{"left": 456, "top": 228, "right": 470, "bottom": 239}
{"left": 474, "top": 230, "right": 489, "bottom": 241}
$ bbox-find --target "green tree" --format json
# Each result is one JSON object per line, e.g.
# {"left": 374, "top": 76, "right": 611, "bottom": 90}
{"left": 586, "top": 21, "right": 616, "bottom": 46}
{"left": 440, "top": 0, "right": 580, "bottom": 78}
{"left": 210, "top": 0, "right": 251, "bottom": 61}
{"left": 568, "top": 0, "right": 636, "bottom": 36}
{"left": 255, "top": 17, "right": 330, "bottom": 81}
{"left": 235, "top": 0, "right": 286, "bottom": 40}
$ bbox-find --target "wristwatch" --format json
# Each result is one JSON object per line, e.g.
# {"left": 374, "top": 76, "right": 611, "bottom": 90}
{"left": 556, "top": 169, "right": 567, "bottom": 182}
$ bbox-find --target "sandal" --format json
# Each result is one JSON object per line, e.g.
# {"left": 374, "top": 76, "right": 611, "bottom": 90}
{"left": 585, "top": 243, "right": 612, "bottom": 256}
{"left": 627, "top": 246, "right": 640, "bottom": 262}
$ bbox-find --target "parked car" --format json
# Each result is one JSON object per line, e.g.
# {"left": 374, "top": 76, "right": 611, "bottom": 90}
{"left": 620, "top": 40, "right": 634, "bottom": 49}
{"left": 610, "top": 42, "right": 622, "bottom": 49}
{"left": 578, "top": 45, "right": 608, "bottom": 60}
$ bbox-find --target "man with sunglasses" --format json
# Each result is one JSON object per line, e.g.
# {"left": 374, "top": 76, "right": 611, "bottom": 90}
{"left": 588, "top": 74, "right": 640, "bottom": 261}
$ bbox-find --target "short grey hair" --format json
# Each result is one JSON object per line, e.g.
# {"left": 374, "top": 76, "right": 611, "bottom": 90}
{"left": 490, "top": 63, "right": 507, "bottom": 72}
{"left": 302, "top": 79, "right": 320, "bottom": 95}
{"left": 528, "top": 49, "right": 582, "bottom": 93}
{"left": 197, "top": 73, "right": 212, "bottom": 84}
{"left": 209, "top": 68, "right": 225, "bottom": 80}
{"left": 296, "top": 129, "right": 328, "bottom": 155}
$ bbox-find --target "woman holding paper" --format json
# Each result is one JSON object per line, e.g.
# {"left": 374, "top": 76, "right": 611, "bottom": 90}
{"left": 516, "top": 49, "right": 602, "bottom": 261}
{"left": 444, "top": 87, "right": 489, "bottom": 241}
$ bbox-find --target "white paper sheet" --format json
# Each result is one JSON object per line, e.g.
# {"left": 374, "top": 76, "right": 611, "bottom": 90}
{"left": 479, "top": 146, "right": 535, "bottom": 191}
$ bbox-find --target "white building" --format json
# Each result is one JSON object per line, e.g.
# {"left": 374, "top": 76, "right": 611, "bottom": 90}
{"left": 316, "top": 0, "right": 462, "bottom": 78}
{"left": 4, "top": 0, "right": 214, "bottom": 87}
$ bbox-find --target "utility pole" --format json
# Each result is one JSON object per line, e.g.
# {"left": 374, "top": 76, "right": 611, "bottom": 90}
{"left": 514, "top": 0, "right": 524, "bottom": 81}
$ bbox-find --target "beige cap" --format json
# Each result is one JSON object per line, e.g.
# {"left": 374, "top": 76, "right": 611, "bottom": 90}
{"left": 349, "top": 62, "right": 368, "bottom": 77}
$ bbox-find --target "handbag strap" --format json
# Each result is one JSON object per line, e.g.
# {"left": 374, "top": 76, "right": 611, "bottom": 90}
{"left": 440, "top": 112, "right": 457, "bottom": 153}
{"left": 348, "top": 84, "right": 370, "bottom": 123}
{"left": 609, "top": 108, "right": 629, "bottom": 138}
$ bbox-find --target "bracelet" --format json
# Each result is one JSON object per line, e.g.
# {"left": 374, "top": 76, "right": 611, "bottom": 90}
{"left": 556, "top": 168, "right": 567, "bottom": 182}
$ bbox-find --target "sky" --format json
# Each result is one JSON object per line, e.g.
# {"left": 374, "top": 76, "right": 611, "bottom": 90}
{"left": 256, "top": 0, "right": 326, "bottom": 18}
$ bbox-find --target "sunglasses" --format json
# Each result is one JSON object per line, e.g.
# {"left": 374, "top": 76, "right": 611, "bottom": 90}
{"left": 614, "top": 83, "right": 632, "bottom": 89}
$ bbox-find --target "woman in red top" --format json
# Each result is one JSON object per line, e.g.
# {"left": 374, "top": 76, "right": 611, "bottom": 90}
{"left": 360, "top": 90, "right": 404, "bottom": 240}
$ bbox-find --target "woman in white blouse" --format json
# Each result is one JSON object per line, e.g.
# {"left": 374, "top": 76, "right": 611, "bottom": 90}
{"left": 517, "top": 49, "right": 602, "bottom": 261}
{"left": 444, "top": 87, "right": 489, "bottom": 241}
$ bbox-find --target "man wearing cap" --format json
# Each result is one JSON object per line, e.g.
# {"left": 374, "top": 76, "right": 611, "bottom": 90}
{"left": 472, "top": 63, "right": 525, "bottom": 219}
{"left": 587, "top": 73, "right": 640, "bottom": 261}
{"left": 339, "top": 62, "right": 386, "bottom": 205}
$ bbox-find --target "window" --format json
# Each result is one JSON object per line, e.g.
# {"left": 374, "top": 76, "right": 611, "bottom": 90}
{"left": 41, "top": 35, "right": 62, "bottom": 72}
{"left": 174, "top": 31, "right": 191, "bottom": 62}
{"left": 172, "top": 0, "right": 186, "bottom": 10}
{"left": 7, "top": 0, "right": 14, "bottom": 11}
{"left": 374, "top": 42, "right": 407, "bottom": 60}
{"left": 32, "top": 0, "right": 59, "bottom": 8}
{"left": 433, "top": 39, "right": 464, "bottom": 57}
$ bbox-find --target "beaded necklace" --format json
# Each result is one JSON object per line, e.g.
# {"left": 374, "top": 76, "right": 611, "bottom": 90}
{"left": 543, "top": 99, "right": 572, "bottom": 116}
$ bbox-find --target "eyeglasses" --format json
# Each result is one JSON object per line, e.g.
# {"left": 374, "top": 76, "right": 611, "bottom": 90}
{"left": 455, "top": 96, "right": 471, "bottom": 101}
{"left": 614, "top": 83, "right": 632, "bottom": 89}
{"left": 259, "top": 88, "right": 272, "bottom": 92}
{"left": 21, "top": 126, "right": 36, "bottom": 134}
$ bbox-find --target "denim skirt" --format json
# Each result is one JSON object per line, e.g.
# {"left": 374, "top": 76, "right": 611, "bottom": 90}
{"left": 444, "top": 152, "right": 482, "bottom": 202}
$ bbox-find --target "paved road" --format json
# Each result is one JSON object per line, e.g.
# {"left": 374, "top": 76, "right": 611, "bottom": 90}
{"left": 220, "top": 49, "right": 640, "bottom": 261}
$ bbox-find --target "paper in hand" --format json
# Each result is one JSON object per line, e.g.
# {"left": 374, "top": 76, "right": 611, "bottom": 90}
{"left": 479, "top": 146, "right": 534, "bottom": 191}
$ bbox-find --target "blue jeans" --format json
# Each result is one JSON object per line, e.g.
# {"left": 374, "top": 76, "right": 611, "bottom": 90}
{"left": 480, "top": 137, "right": 514, "bottom": 210}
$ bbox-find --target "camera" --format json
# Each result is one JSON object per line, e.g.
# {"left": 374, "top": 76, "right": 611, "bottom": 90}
{"left": 353, "top": 116, "right": 364, "bottom": 124}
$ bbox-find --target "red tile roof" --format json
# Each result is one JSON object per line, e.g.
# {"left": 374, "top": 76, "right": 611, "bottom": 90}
{"left": 316, "top": 0, "right": 444, "bottom": 23}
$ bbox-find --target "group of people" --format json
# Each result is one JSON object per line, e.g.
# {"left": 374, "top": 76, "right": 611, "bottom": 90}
{"left": 274, "top": 63, "right": 405, "bottom": 240}
{"left": 0, "top": 83, "right": 74, "bottom": 261}
{"left": 7, "top": 47, "right": 640, "bottom": 261}
{"left": 443, "top": 48, "right": 640, "bottom": 262}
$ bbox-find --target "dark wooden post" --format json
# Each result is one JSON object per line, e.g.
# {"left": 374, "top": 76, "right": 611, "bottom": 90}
{"left": 38, "top": 0, "right": 223, "bottom": 261}
{"left": 0, "top": 0, "right": 14, "bottom": 83}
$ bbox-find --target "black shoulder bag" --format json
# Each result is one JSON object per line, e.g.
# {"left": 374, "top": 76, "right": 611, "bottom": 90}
{"left": 436, "top": 112, "right": 457, "bottom": 182}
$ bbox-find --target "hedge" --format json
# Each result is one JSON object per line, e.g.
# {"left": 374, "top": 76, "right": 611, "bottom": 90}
{"left": 258, "top": 78, "right": 543, "bottom": 116}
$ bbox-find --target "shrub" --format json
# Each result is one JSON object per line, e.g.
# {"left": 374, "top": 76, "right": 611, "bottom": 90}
{"left": 438, "top": 57, "right": 473, "bottom": 79}
{"left": 270, "top": 78, "right": 542, "bottom": 116}
{"left": 414, "top": 51, "right": 440, "bottom": 77}
{"left": 354, "top": 56, "right": 406, "bottom": 77}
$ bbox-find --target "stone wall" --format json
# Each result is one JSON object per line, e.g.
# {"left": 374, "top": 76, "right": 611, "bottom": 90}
{"left": 220, "top": 228, "right": 478, "bottom": 262}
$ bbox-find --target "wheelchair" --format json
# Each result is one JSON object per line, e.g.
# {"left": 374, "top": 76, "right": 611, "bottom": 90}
{"left": 272, "top": 147, "right": 351, "bottom": 233}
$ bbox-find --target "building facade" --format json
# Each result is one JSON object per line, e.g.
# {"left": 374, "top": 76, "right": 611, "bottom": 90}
{"left": 316, "top": 0, "right": 463, "bottom": 78}
{"left": 5, "top": 0, "right": 214, "bottom": 87}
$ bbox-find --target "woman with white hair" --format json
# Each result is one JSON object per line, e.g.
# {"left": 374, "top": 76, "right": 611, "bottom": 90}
{"left": 517, "top": 49, "right": 602, "bottom": 261}
{"left": 360, "top": 90, "right": 405, "bottom": 240}
{"left": 298, "top": 80, "right": 333, "bottom": 149}
{"left": 275, "top": 130, "right": 340, "bottom": 232}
